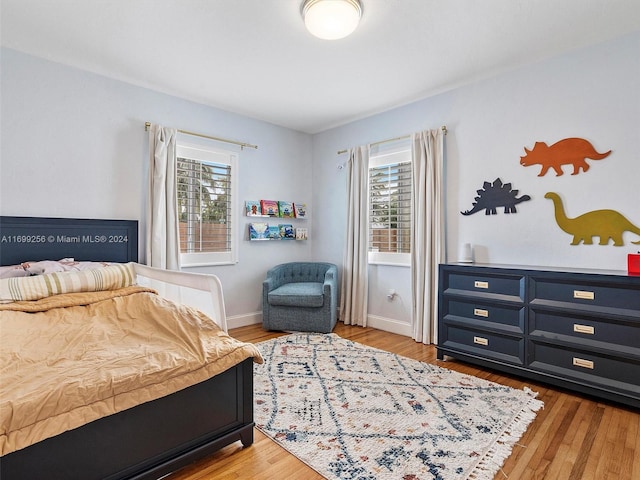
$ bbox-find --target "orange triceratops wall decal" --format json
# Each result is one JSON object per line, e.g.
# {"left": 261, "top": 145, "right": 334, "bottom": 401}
{"left": 520, "top": 137, "right": 611, "bottom": 176}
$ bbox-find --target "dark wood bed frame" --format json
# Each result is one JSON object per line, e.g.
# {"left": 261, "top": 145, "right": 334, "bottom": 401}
{"left": 0, "top": 216, "right": 255, "bottom": 480}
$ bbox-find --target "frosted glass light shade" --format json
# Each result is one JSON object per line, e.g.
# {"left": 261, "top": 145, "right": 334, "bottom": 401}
{"left": 302, "top": 0, "right": 362, "bottom": 40}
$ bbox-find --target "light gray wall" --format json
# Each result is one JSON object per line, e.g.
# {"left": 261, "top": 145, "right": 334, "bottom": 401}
{"left": 0, "top": 48, "right": 313, "bottom": 324}
{"left": 311, "top": 32, "right": 640, "bottom": 333}
{"left": 2, "top": 32, "right": 638, "bottom": 333}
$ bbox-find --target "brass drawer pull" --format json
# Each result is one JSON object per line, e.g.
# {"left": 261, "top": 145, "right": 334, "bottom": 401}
{"left": 573, "top": 357, "right": 594, "bottom": 369}
{"left": 473, "top": 336, "right": 489, "bottom": 346}
{"left": 474, "top": 281, "right": 489, "bottom": 289}
{"left": 573, "top": 290, "right": 595, "bottom": 300}
{"left": 573, "top": 324, "right": 595, "bottom": 335}
{"left": 473, "top": 308, "right": 489, "bottom": 317}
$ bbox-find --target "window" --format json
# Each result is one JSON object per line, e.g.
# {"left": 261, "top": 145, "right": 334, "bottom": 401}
{"left": 176, "top": 143, "right": 238, "bottom": 266}
{"left": 368, "top": 144, "right": 412, "bottom": 266}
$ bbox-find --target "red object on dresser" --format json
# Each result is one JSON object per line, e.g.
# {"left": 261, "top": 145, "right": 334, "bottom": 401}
{"left": 628, "top": 254, "right": 640, "bottom": 275}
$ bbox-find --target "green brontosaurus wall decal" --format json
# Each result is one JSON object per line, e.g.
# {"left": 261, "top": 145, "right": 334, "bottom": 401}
{"left": 545, "top": 192, "right": 640, "bottom": 246}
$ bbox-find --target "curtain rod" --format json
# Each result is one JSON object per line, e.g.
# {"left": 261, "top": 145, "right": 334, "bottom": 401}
{"left": 337, "top": 125, "right": 447, "bottom": 155}
{"left": 145, "top": 122, "right": 258, "bottom": 150}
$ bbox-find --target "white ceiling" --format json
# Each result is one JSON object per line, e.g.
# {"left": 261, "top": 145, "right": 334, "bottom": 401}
{"left": 2, "top": 0, "right": 639, "bottom": 134}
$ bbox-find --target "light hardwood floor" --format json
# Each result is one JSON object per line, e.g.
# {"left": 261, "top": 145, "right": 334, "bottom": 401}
{"left": 167, "top": 322, "right": 640, "bottom": 480}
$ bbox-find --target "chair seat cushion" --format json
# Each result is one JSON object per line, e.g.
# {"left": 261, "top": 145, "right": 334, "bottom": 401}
{"left": 268, "top": 282, "right": 324, "bottom": 308}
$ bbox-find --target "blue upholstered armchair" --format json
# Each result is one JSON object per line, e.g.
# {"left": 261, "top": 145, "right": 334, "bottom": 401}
{"left": 262, "top": 262, "right": 338, "bottom": 333}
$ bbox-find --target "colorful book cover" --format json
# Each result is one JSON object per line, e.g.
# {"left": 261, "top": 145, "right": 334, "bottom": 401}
{"left": 245, "top": 200, "right": 262, "bottom": 216}
{"left": 260, "top": 199, "right": 279, "bottom": 217}
{"left": 278, "top": 201, "right": 295, "bottom": 218}
{"left": 293, "top": 203, "right": 307, "bottom": 218}
{"left": 279, "top": 224, "right": 295, "bottom": 239}
{"left": 267, "top": 225, "right": 281, "bottom": 240}
{"left": 249, "top": 222, "right": 269, "bottom": 240}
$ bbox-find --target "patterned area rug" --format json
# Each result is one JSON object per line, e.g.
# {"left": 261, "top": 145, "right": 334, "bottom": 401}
{"left": 254, "top": 333, "right": 543, "bottom": 480}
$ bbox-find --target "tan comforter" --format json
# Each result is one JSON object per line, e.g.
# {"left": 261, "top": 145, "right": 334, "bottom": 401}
{"left": 0, "top": 286, "right": 263, "bottom": 456}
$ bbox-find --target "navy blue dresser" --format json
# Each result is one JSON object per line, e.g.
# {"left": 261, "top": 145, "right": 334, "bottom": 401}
{"left": 437, "top": 263, "right": 640, "bottom": 408}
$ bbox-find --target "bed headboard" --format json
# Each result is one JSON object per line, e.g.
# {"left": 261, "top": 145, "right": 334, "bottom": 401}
{"left": 0, "top": 216, "right": 138, "bottom": 266}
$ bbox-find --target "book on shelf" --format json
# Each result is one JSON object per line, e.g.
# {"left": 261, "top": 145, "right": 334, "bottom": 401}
{"left": 260, "top": 199, "right": 279, "bottom": 217}
{"left": 245, "top": 200, "right": 262, "bottom": 216}
{"left": 293, "top": 203, "right": 307, "bottom": 218}
{"left": 248, "top": 222, "right": 269, "bottom": 240}
{"left": 295, "top": 227, "right": 308, "bottom": 240}
{"left": 278, "top": 201, "right": 295, "bottom": 218}
{"left": 267, "top": 225, "right": 281, "bottom": 240}
{"left": 279, "top": 224, "right": 295, "bottom": 239}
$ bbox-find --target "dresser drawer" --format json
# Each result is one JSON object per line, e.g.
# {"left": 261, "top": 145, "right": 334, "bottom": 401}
{"left": 442, "top": 268, "right": 525, "bottom": 301}
{"left": 440, "top": 325, "right": 524, "bottom": 365}
{"left": 441, "top": 298, "right": 525, "bottom": 333}
{"left": 438, "top": 264, "right": 640, "bottom": 408}
{"left": 530, "top": 275, "right": 640, "bottom": 313}
{"left": 528, "top": 341, "right": 640, "bottom": 395}
{"left": 530, "top": 308, "right": 640, "bottom": 355}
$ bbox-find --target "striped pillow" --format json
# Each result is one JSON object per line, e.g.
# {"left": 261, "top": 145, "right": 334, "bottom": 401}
{"left": 0, "top": 263, "right": 137, "bottom": 303}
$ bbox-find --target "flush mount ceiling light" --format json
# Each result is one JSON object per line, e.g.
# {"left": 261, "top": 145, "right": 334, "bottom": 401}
{"left": 302, "top": 0, "right": 363, "bottom": 40}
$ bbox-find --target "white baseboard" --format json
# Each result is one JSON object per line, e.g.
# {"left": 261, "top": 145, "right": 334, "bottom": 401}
{"left": 366, "top": 314, "right": 412, "bottom": 337}
{"left": 227, "top": 311, "right": 413, "bottom": 338}
{"left": 227, "top": 311, "right": 262, "bottom": 330}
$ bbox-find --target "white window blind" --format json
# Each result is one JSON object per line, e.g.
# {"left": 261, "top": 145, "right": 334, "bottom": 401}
{"left": 176, "top": 143, "right": 238, "bottom": 266}
{"left": 368, "top": 146, "right": 412, "bottom": 266}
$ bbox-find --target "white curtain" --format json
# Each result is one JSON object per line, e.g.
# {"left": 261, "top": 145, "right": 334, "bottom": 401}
{"left": 411, "top": 128, "right": 445, "bottom": 344}
{"left": 340, "top": 145, "right": 369, "bottom": 326}
{"left": 146, "top": 124, "right": 180, "bottom": 270}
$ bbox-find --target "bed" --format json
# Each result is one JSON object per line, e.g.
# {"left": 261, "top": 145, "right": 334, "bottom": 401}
{"left": 0, "top": 216, "right": 262, "bottom": 480}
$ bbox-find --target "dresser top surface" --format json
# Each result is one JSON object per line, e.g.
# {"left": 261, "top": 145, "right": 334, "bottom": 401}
{"left": 443, "top": 262, "right": 640, "bottom": 279}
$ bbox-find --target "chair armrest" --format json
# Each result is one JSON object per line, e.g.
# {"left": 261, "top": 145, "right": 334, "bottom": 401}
{"left": 323, "top": 265, "right": 337, "bottom": 285}
{"left": 323, "top": 265, "right": 337, "bottom": 295}
{"left": 263, "top": 269, "right": 285, "bottom": 312}
{"left": 263, "top": 277, "right": 276, "bottom": 293}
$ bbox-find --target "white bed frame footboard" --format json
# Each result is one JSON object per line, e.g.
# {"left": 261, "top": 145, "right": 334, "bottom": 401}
{"left": 133, "top": 263, "right": 228, "bottom": 332}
